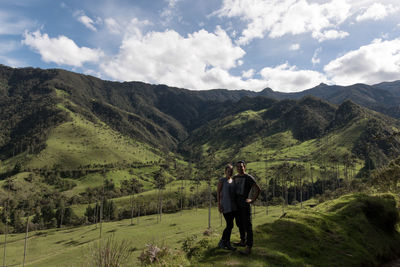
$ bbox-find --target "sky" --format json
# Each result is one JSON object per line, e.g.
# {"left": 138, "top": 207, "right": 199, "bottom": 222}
{"left": 1, "top": 0, "right": 400, "bottom": 92}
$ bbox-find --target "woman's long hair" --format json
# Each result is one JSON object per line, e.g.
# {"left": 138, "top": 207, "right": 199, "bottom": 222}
{"left": 225, "top": 164, "right": 233, "bottom": 176}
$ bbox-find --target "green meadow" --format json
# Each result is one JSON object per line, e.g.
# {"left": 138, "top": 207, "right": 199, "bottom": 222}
{"left": 201, "top": 108, "right": 368, "bottom": 183}
{"left": 194, "top": 194, "right": 400, "bottom": 267}
{"left": 27, "top": 110, "right": 161, "bottom": 169}
{"left": 70, "top": 179, "right": 209, "bottom": 217}
{"left": 0, "top": 101, "right": 162, "bottom": 174}
{"left": 2, "top": 193, "right": 398, "bottom": 266}
{"left": 1, "top": 204, "right": 278, "bottom": 266}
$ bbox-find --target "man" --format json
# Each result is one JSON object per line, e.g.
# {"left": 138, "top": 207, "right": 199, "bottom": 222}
{"left": 233, "top": 160, "right": 261, "bottom": 255}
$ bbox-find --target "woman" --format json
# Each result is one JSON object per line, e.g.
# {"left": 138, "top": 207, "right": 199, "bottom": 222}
{"left": 216, "top": 164, "right": 237, "bottom": 251}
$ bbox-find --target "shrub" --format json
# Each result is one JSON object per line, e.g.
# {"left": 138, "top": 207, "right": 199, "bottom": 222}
{"left": 181, "top": 235, "right": 197, "bottom": 255}
{"left": 138, "top": 243, "right": 170, "bottom": 265}
{"left": 202, "top": 228, "right": 212, "bottom": 236}
{"left": 181, "top": 234, "right": 211, "bottom": 259}
{"left": 85, "top": 235, "right": 134, "bottom": 267}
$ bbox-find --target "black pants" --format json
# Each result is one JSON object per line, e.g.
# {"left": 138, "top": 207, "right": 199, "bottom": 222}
{"left": 222, "top": 212, "right": 235, "bottom": 243}
{"left": 236, "top": 201, "right": 253, "bottom": 247}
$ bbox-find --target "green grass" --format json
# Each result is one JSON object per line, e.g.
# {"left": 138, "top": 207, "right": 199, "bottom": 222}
{"left": 70, "top": 179, "right": 209, "bottom": 217}
{"left": 0, "top": 204, "right": 279, "bottom": 267}
{"left": 23, "top": 106, "right": 161, "bottom": 170}
{"left": 230, "top": 118, "right": 367, "bottom": 182}
{"left": 2, "top": 191, "right": 399, "bottom": 267}
{"left": 0, "top": 172, "right": 54, "bottom": 201}
{"left": 223, "top": 110, "right": 265, "bottom": 129}
{"left": 194, "top": 193, "right": 400, "bottom": 267}
{"left": 61, "top": 167, "right": 160, "bottom": 198}
{"left": 240, "top": 131, "right": 300, "bottom": 161}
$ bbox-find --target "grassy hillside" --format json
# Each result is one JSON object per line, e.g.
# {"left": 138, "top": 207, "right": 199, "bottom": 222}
{"left": 27, "top": 110, "right": 160, "bottom": 170}
{"left": 0, "top": 205, "right": 277, "bottom": 266}
{"left": 0, "top": 101, "right": 163, "bottom": 174}
{"left": 61, "top": 167, "right": 159, "bottom": 199}
{"left": 187, "top": 114, "right": 368, "bottom": 181}
{"left": 1, "top": 194, "right": 398, "bottom": 266}
{"left": 69, "top": 179, "right": 209, "bottom": 217}
{"left": 183, "top": 98, "right": 400, "bottom": 180}
{"left": 195, "top": 194, "right": 400, "bottom": 267}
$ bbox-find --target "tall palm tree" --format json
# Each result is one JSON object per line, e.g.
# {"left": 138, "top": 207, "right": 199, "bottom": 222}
{"left": 154, "top": 168, "right": 167, "bottom": 223}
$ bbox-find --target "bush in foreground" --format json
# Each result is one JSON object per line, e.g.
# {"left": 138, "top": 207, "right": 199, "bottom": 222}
{"left": 138, "top": 242, "right": 189, "bottom": 266}
{"left": 85, "top": 236, "right": 134, "bottom": 267}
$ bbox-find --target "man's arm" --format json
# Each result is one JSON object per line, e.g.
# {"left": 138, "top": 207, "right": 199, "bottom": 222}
{"left": 217, "top": 180, "right": 223, "bottom": 213}
{"left": 246, "top": 183, "right": 261, "bottom": 204}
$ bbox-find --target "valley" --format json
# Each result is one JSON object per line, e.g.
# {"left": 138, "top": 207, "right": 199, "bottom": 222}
{"left": 1, "top": 65, "right": 400, "bottom": 266}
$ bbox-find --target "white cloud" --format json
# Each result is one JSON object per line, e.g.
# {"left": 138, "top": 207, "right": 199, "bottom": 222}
{"left": 0, "top": 38, "right": 24, "bottom": 68}
{"left": 22, "top": 31, "right": 103, "bottom": 67}
{"left": 324, "top": 38, "right": 400, "bottom": 85}
{"left": 312, "top": 29, "right": 349, "bottom": 42}
{"left": 101, "top": 26, "right": 249, "bottom": 90}
{"left": 0, "top": 41, "right": 20, "bottom": 53}
{"left": 105, "top": 18, "right": 121, "bottom": 34}
{"left": 105, "top": 17, "right": 151, "bottom": 36}
{"left": 78, "top": 15, "right": 97, "bottom": 31}
{"left": 242, "top": 69, "right": 255, "bottom": 78}
{"left": 289, "top": 43, "right": 300, "bottom": 51}
{"left": 201, "top": 68, "right": 267, "bottom": 90}
{"left": 160, "top": 0, "right": 181, "bottom": 25}
{"left": 0, "top": 56, "right": 26, "bottom": 68}
{"left": 214, "top": 0, "right": 351, "bottom": 44}
{"left": 356, "top": 3, "right": 398, "bottom": 22}
{"left": 165, "top": 0, "right": 179, "bottom": 8}
{"left": 0, "top": 10, "right": 35, "bottom": 35}
{"left": 89, "top": 15, "right": 331, "bottom": 91}
{"left": 84, "top": 69, "right": 103, "bottom": 78}
{"left": 260, "top": 63, "right": 328, "bottom": 92}
{"left": 74, "top": 11, "right": 98, "bottom": 31}
{"left": 126, "top": 18, "right": 152, "bottom": 36}
{"left": 350, "top": 0, "right": 400, "bottom": 7}
{"left": 312, "top": 47, "right": 322, "bottom": 65}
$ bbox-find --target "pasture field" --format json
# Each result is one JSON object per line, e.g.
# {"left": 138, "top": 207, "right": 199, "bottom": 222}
{"left": 0, "top": 204, "right": 283, "bottom": 266}
{"left": 26, "top": 109, "right": 161, "bottom": 170}
{"left": 70, "top": 179, "right": 209, "bottom": 217}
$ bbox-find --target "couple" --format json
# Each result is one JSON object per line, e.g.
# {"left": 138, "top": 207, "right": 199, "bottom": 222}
{"left": 217, "top": 160, "right": 261, "bottom": 255}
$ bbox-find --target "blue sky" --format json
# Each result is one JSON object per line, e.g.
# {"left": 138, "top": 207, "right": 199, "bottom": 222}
{"left": 1, "top": 0, "right": 400, "bottom": 92}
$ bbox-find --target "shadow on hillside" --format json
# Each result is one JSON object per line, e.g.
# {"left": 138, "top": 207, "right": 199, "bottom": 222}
{"left": 198, "top": 245, "right": 298, "bottom": 267}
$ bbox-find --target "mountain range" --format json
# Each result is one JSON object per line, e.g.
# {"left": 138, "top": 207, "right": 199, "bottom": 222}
{"left": 1, "top": 64, "right": 400, "bottom": 175}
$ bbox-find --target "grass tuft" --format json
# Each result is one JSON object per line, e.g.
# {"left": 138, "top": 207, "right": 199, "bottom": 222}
{"left": 84, "top": 235, "right": 134, "bottom": 267}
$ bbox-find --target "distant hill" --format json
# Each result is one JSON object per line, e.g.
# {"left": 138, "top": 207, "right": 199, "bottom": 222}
{"left": 373, "top": 80, "right": 400, "bottom": 96}
{"left": 258, "top": 81, "right": 400, "bottom": 120}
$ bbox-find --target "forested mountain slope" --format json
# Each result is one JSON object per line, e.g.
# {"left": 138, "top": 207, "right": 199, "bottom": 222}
{"left": 181, "top": 95, "right": 400, "bottom": 173}
{"left": 1, "top": 64, "right": 400, "bottom": 172}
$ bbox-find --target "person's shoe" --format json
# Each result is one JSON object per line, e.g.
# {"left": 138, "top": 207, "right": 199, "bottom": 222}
{"left": 239, "top": 246, "right": 251, "bottom": 255}
{"left": 233, "top": 240, "right": 246, "bottom": 247}
{"left": 218, "top": 239, "right": 227, "bottom": 249}
{"left": 224, "top": 242, "right": 237, "bottom": 251}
